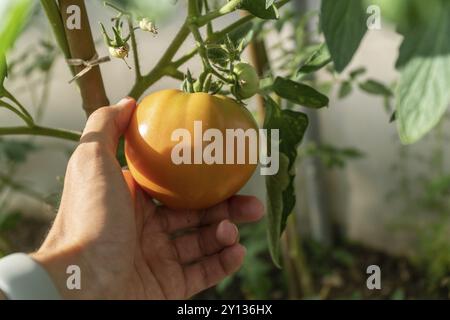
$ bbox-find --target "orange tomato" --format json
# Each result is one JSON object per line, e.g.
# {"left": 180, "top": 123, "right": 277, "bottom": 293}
{"left": 124, "top": 89, "right": 258, "bottom": 210}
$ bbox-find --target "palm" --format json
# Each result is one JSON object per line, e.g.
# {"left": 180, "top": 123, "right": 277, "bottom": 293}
{"left": 128, "top": 188, "right": 262, "bottom": 299}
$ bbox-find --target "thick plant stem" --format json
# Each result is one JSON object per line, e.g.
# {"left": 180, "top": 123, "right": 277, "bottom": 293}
{"left": 58, "top": 0, "right": 109, "bottom": 117}
{"left": 128, "top": 67, "right": 166, "bottom": 99}
{"left": 283, "top": 215, "right": 314, "bottom": 298}
{"left": 0, "top": 126, "right": 81, "bottom": 142}
{"left": 40, "top": 0, "right": 72, "bottom": 60}
{"left": 243, "top": 0, "right": 314, "bottom": 297}
{"left": 159, "top": 23, "right": 191, "bottom": 66}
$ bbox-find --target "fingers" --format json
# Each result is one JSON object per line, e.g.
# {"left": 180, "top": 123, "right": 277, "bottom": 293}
{"left": 172, "top": 220, "right": 239, "bottom": 264}
{"left": 183, "top": 244, "right": 246, "bottom": 298}
{"left": 204, "top": 196, "right": 265, "bottom": 226}
{"left": 159, "top": 195, "right": 264, "bottom": 233}
{"left": 80, "top": 97, "right": 136, "bottom": 154}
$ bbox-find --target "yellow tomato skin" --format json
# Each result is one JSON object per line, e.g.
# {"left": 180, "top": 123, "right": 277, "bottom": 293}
{"left": 125, "top": 89, "right": 258, "bottom": 210}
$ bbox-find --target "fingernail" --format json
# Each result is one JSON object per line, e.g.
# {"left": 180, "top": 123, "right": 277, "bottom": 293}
{"left": 117, "top": 97, "right": 134, "bottom": 107}
{"left": 224, "top": 220, "right": 239, "bottom": 243}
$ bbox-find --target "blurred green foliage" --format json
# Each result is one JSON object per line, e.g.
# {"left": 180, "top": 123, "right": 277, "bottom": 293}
{"left": 389, "top": 116, "right": 450, "bottom": 294}
{"left": 104, "top": 0, "right": 177, "bottom": 21}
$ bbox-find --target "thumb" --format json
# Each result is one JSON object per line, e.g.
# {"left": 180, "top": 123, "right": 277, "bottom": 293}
{"left": 80, "top": 97, "right": 136, "bottom": 153}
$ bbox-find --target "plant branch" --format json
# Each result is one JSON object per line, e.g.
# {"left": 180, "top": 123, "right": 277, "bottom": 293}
{"left": 188, "top": 1, "right": 214, "bottom": 74}
{"left": 160, "top": 23, "right": 191, "bottom": 66}
{"left": 2, "top": 89, "right": 34, "bottom": 123}
{"left": 167, "top": 69, "right": 185, "bottom": 81}
{"left": 0, "top": 125, "right": 81, "bottom": 141}
{"left": 128, "top": 0, "right": 291, "bottom": 99}
{"left": 196, "top": 0, "right": 242, "bottom": 26}
{"left": 203, "top": 0, "right": 214, "bottom": 37}
{"left": 208, "top": 15, "right": 253, "bottom": 43}
{"left": 128, "top": 22, "right": 191, "bottom": 98}
{"left": 0, "top": 100, "right": 34, "bottom": 127}
{"left": 172, "top": 48, "right": 198, "bottom": 68}
{"left": 128, "top": 17, "right": 142, "bottom": 81}
{"left": 104, "top": 1, "right": 127, "bottom": 14}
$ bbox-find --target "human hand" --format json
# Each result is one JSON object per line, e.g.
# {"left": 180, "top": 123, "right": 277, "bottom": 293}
{"left": 31, "top": 98, "right": 264, "bottom": 300}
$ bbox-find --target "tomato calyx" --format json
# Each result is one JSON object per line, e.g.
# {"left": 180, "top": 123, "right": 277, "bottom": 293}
{"left": 100, "top": 19, "right": 132, "bottom": 68}
{"left": 182, "top": 70, "right": 224, "bottom": 95}
{"left": 180, "top": 36, "right": 260, "bottom": 102}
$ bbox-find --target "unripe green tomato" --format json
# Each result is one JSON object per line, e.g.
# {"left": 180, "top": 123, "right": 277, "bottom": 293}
{"left": 232, "top": 62, "right": 259, "bottom": 100}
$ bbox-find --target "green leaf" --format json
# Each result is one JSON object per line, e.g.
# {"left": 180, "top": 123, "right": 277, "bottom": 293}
{"left": 388, "top": 112, "right": 396, "bottom": 123}
{"left": 359, "top": 79, "right": 393, "bottom": 96}
{"left": 264, "top": 97, "right": 309, "bottom": 267}
{"left": 320, "top": 0, "right": 367, "bottom": 72}
{"left": 0, "top": 0, "right": 33, "bottom": 83}
{"left": 273, "top": 77, "right": 329, "bottom": 108}
{"left": 338, "top": 81, "right": 352, "bottom": 99}
{"left": 395, "top": 1, "right": 450, "bottom": 144}
{"left": 297, "top": 44, "right": 332, "bottom": 76}
{"left": 240, "top": 0, "right": 279, "bottom": 20}
{"left": 304, "top": 144, "right": 364, "bottom": 169}
{"left": 207, "top": 47, "right": 229, "bottom": 67}
{"left": 0, "top": 55, "right": 6, "bottom": 92}
{"left": 265, "top": 0, "right": 275, "bottom": 9}
{"left": 349, "top": 66, "right": 367, "bottom": 79}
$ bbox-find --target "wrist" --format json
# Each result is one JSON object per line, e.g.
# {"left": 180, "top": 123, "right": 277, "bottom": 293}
{"left": 31, "top": 245, "right": 101, "bottom": 300}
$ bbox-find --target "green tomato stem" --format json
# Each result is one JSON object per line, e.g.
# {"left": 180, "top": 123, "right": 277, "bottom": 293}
{"left": 196, "top": 0, "right": 243, "bottom": 26}
{"left": 0, "top": 125, "right": 81, "bottom": 142}
{"left": 3, "top": 89, "right": 34, "bottom": 123}
{"left": 128, "top": 17, "right": 142, "bottom": 81}
{"left": 0, "top": 100, "right": 34, "bottom": 127}
{"left": 104, "top": 1, "right": 128, "bottom": 15}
